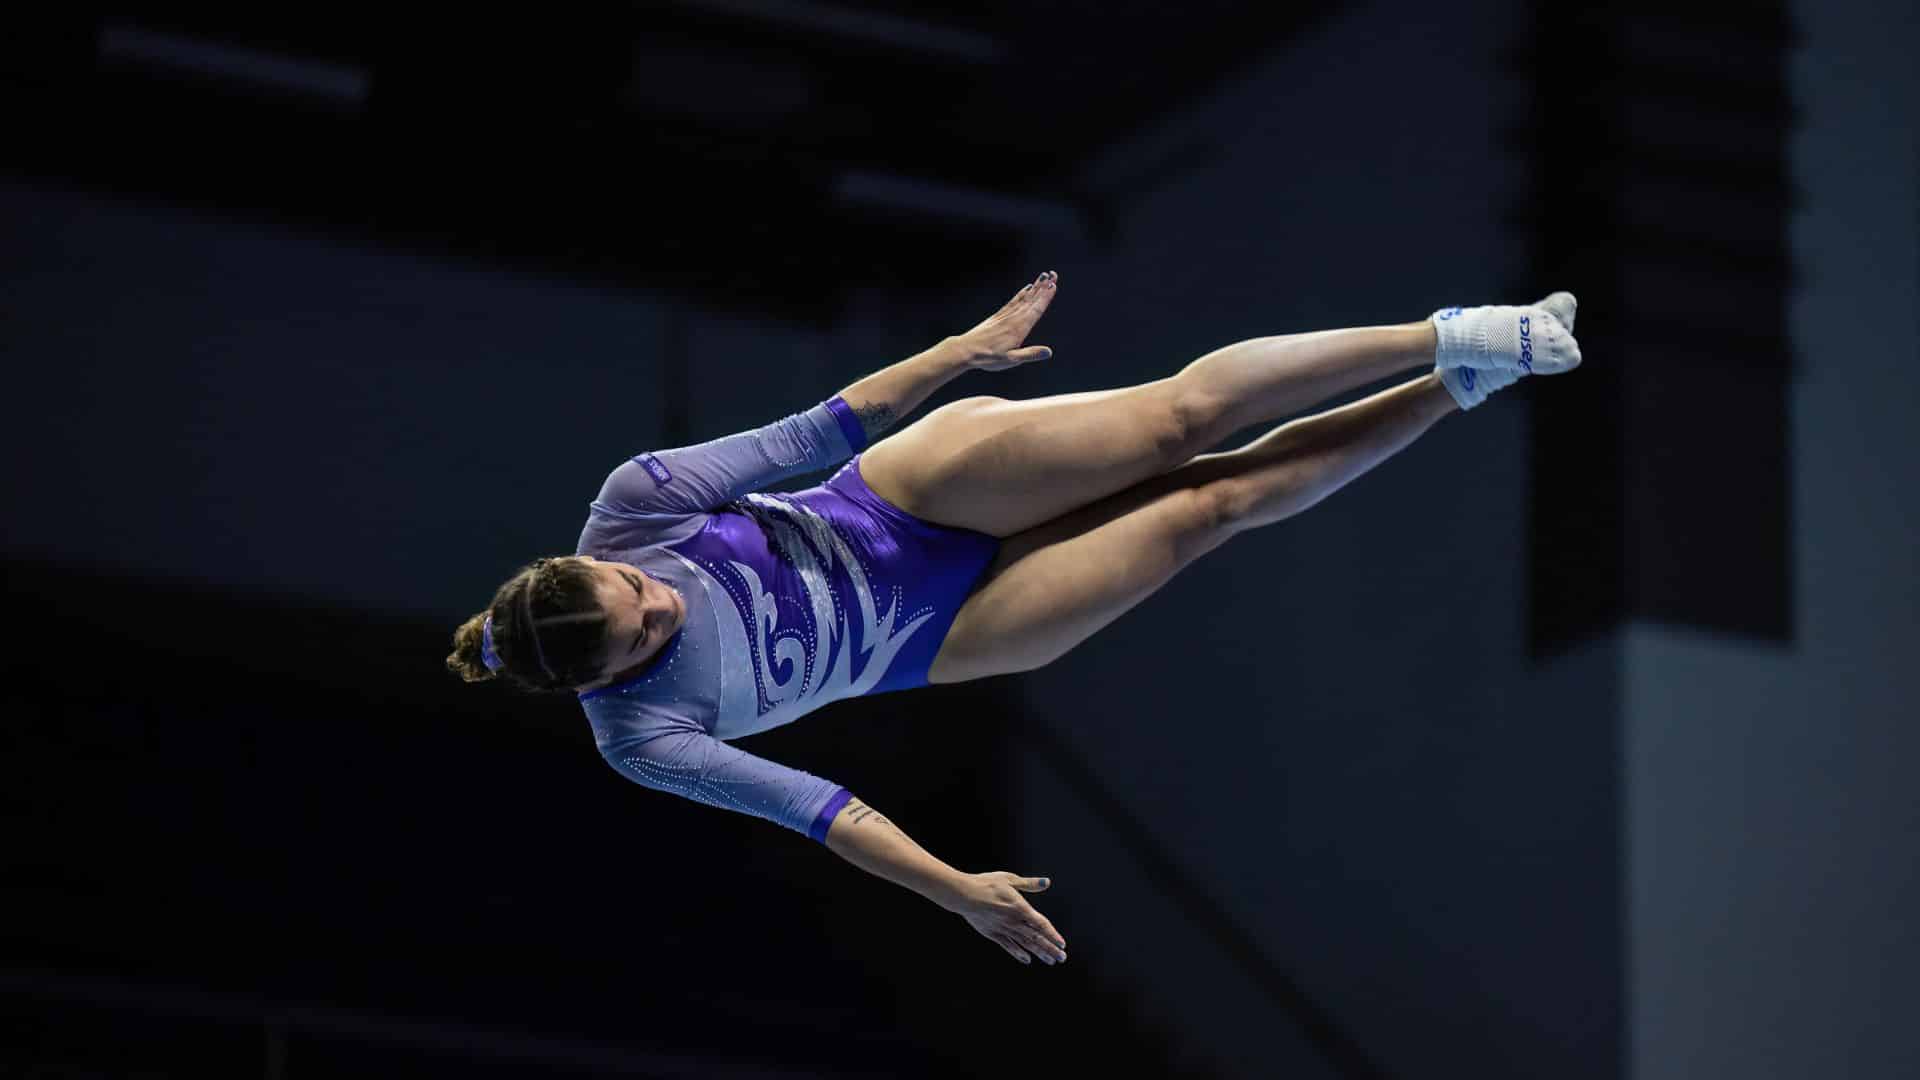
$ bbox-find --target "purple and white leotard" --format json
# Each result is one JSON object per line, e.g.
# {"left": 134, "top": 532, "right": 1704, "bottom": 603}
{"left": 574, "top": 396, "right": 1001, "bottom": 843}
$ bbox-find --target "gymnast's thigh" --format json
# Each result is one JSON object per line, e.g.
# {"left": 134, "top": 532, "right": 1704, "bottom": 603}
{"left": 925, "top": 467, "right": 1236, "bottom": 684}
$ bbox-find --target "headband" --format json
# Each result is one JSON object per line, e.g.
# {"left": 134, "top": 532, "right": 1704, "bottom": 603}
{"left": 483, "top": 567, "right": 563, "bottom": 682}
{"left": 480, "top": 613, "right": 505, "bottom": 672}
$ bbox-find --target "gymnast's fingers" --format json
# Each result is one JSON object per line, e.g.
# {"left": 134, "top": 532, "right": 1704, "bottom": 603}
{"left": 1015, "top": 898, "right": 1065, "bottom": 951}
{"left": 1022, "top": 270, "right": 1057, "bottom": 319}
{"left": 1010, "top": 923, "right": 1066, "bottom": 964}
{"left": 996, "top": 281, "right": 1035, "bottom": 315}
{"left": 993, "top": 931, "right": 1033, "bottom": 965}
{"left": 996, "top": 272, "right": 1047, "bottom": 317}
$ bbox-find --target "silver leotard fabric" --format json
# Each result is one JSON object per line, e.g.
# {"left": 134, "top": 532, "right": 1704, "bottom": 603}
{"left": 574, "top": 396, "right": 1001, "bottom": 842}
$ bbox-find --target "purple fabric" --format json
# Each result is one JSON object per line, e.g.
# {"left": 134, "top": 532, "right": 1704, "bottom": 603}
{"left": 480, "top": 613, "right": 504, "bottom": 671}
{"left": 574, "top": 396, "right": 1000, "bottom": 842}
{"left": 813, "top": 454, "right": 1000, "bottom": 695}
{"left": 823, "top": 395, "right": 870, "bottom": 455}
{"left": 809, "top": 787, "right": 856, "bottom": 844}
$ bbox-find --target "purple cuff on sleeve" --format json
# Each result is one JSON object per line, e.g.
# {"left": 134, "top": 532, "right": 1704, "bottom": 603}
{"left": 823, "top": 396, "right": 869, "bottom": 455}
{"left": 808, "top": 786, "right": 855, "bottom": 844}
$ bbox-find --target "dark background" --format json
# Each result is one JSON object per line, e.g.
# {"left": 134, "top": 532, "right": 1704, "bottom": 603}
{"left": 4, "top": 4, "right": 1915, "bottom": 1078}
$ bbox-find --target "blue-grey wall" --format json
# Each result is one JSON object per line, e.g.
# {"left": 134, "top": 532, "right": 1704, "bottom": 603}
{"left": 1, "top": 187, "right": 658, "bottom": 615}
{"left": 1625, "top": 2, "right": 1920, "bottom": 1077}
{"left": 0, "top": 186, "right": 939, "bottom": 620}
{"left": 1002, "top": 1, "right": 1621, "bottom": 1076}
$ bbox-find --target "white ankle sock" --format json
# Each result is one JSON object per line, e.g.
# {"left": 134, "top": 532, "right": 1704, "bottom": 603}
{"left": 1430, "top": 292, "right": 1581, "bottom": 410}
{"left": 1437, "top": 363, "right": 1519, "bottom": 410}
{"left": 1431, "top": 292, "right": 1581, "bottom": 376}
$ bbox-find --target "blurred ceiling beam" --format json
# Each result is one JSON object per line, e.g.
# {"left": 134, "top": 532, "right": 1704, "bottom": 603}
{"left": 96, "top": 20, "right": 370, "bottom": 108}
{"left": 1, "top": 7, "right": 1335, "bottom": 322}
{"left": 663, "top": 0, "right": 1011, "bottom": 63}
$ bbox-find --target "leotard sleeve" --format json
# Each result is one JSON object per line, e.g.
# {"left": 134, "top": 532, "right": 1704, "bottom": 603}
{"left": 594, "top": 706, "right": 854, "bottom": 843}
{"left": 590, "top": 396, "right": 870, "bottom": 523}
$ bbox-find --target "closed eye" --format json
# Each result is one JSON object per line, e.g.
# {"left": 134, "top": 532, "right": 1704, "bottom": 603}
{"left": 619, "top": 572, "right": 650, "bottom": 654}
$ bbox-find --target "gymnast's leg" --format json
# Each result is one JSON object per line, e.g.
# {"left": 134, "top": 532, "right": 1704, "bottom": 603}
{"left": 862, "top": 319, "right": 1439, "bottom": 539}
{"left": 926, "top": 372, "right": 1460, "bottom": 684}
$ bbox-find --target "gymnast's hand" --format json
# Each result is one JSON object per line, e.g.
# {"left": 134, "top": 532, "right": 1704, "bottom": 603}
{"left": 947, "top": 870, "right": 1069, "bottom": 966}
{"left": 946, "top": 270, "right": 1059, "bottom": 372}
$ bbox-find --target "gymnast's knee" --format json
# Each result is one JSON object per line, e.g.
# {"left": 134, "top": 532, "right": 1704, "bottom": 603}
{"left": 1167, "top": 378, "right": 1235, "bottom": 460}
{"left": 946, "top": 394, "right": 1008, "bottom": 415}
{"left": 1176, "top": 481, "right": 1247, "bottom": 540}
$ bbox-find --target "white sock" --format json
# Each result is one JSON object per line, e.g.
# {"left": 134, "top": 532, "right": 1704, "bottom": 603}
{"left": 1431, "top": 292, "right": 1581, "bottom": 376}
{"left": 1437, "top": 363, "right": 1520, "bottom": 410}
{"left": 1431, "top": 292, "right": 1581, "bottom": 410}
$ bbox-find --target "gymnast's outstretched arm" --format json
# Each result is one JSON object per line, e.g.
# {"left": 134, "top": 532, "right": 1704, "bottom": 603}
{"left": 824, "top": 794, "right": 1069, "bottom": 967}
{"left": 832, "top": 269, "right": 1060, "bottom": 444}
{"left": 831, "top": 340, "right": 973, "bottom": 446}
{"left": 585, "top": 272, "right": 1055, "bottom": 528}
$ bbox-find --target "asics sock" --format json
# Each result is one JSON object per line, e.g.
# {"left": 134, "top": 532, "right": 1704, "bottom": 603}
{"left": 1540, "top": 290, "right": 1577, "bottom": 334}
{"left": 1430, "top": 292, "right": 1582, "bottom": 376}
{"left": 1437, "top": 363, "right": 1519, "bottom": 410}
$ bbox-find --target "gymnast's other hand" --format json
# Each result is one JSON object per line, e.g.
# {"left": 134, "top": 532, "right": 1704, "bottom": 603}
{"left": 946, "top": 270, "right": 1058, "bottom": 372}
{"left": 946, "top": 870, "right": 1068, "bottom": 966}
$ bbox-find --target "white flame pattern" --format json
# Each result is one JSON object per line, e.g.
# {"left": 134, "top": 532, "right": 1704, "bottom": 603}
{"left": 727, "top": 492, "right": 936, "bottom": 726}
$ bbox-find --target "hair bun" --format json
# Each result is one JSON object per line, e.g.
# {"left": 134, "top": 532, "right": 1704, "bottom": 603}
{"left": 447, "top": 612, "right": 499, "bottom": 683}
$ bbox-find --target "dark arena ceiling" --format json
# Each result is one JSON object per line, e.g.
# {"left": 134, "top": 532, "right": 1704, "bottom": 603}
{"left": 2, "top": 5, "right": 1335, "bottom": 326}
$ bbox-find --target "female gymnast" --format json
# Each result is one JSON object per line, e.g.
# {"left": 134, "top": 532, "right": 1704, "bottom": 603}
{"left": 447, "top": 271, "right": 1583, "bottom": 968}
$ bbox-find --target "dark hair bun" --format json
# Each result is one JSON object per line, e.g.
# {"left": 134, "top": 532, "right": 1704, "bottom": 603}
{"left": 447, "top": 612, "right": 498, "bottom": 683}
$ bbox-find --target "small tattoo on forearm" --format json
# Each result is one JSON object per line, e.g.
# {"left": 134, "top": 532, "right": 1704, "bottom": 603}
{"left": 844, "top": 801, "right": 893, "bottom": 829}
{"left": 852, "top": 401, "right": 898, "bottom": 441}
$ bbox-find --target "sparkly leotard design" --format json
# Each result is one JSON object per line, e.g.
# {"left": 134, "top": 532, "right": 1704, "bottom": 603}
{"left": 574, "top": 397, "right": 1001, "bottom": 842}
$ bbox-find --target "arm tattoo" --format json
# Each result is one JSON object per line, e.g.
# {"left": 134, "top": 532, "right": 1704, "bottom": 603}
{"left": 845, "top": 800, "right": 892, "bottom": 829}
{"left": 851, "top": 401, "right": 899, "bottom": 442}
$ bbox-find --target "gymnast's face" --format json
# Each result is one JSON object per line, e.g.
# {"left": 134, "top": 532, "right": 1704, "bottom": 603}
{"left": 574, "top": 555, "right": 686, "bottom": 691}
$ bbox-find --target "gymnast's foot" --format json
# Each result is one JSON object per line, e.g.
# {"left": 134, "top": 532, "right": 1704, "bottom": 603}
{"left": 1430, "top": 291, "right": 1583, "bottom": 410}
